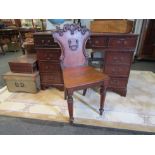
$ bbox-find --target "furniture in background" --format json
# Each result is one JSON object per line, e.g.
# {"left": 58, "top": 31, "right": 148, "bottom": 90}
{"left": 34, "top": 31, "right": 137, "bottom": 97}
{"left": 0, "top": 29, "right": 19, "bottom": 54}
{"left": 53, "top": 24, "right": 109, "bottom": 123}
{"left": 136, "top": 19, "right": 155, "bottom": 60}
{"left": 0, "top": 28, "right": 36, "bottom": 55}
{"left": 18, "top": 28, "right": 36, "bottom": 54}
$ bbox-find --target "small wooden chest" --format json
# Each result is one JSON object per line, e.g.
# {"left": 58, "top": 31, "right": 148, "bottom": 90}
{"left": 9, "top": 54, "right": 37, "bottom": 74}
{"left": 3, "top": 71, "right": 40, "bottom": 93}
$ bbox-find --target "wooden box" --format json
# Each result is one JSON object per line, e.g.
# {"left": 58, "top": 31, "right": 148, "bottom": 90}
{"left": 3, "top": 71, "right": 40, "bottom": 93}
{"left": 9, "top": 54, "right": 37, "bottom": 73}
{"left": 90, "top": 20, "right": 133, "bottom": 33}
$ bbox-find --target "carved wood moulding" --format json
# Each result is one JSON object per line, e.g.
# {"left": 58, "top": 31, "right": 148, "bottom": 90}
{"left": 54, "top": 24, "right": 90, "bottom": 36}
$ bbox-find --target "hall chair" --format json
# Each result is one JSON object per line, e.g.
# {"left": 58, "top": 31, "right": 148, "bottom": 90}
{"left": 53, "top": 24, "right": 109, "bottom": 123}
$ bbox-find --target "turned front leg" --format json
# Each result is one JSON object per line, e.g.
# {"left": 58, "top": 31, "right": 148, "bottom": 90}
{"left": 67, "top": 91, "right": 74, "bottom": 124}
{"left": 99, "top": 81, "right": 108, "bottom": 115}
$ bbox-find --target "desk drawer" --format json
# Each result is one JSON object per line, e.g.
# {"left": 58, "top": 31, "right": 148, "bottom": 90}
{"left": 34, "top": 36, "right": 59, "bottom": 48}
{"left": 104, "top": 64, "right": 130, "bottom": 76}
{"left": 39, "top": 61, "right": 61, "bottom": 73}
{"left": 37, "top": 49, "right": 61, "bottom": 61}
{"left": 40, "top": 73, "right": 63, "bottom": 84}
{"left": 105, "top": 51, "right": 133, "bottom": 65}
{"left": 87, "top": 36, "right": 107, "bottom": 48}
{"left": 109, "top": 77, "right": 128, "bottom": 88}
{"left": 108, "top": 37, "right": 137, "bottom": 49}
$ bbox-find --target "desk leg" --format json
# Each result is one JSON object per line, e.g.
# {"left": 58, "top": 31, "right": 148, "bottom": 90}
{"left": 83, "top": 89, "right": 87, "bottom": 96}
{"left": 67, "top": 90, "right": 74, "bottom": 124}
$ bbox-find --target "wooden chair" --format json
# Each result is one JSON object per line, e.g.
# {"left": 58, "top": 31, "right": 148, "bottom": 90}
{"left": 53, "top": 24, "right": 109, "bottom": 124}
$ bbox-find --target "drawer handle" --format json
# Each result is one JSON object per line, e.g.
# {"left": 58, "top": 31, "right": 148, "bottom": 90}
{"left": 95, "top": 40, "right": 99, "bottom": 44}
{"left": 111, "top": 80, "right": 119, "bottom": 86}
{"left": 47, "top": 57, "right": 50, "bottom": 60}
{"left": 113, "top": 57, "right": 119, "bottom": 62}
{"left": 113, "top": 56, "right": 124, "bottom": 62}
{"left": 45, "top": 66, "right": 49, "bottom": 69}
{"left": 48, "top": 40, "right": 50, "bottom": 43}
{"left": 111, "top": 68, "right": 117, "bottom": 74}
{"left": 119, "top": 38, "right": 125, "bottom": 41}
{"left": 117, "top": 40, "right": 121, "bottom": 44}
{"left": 123, "top": 41, "right": 127, "bottom": 45}
{"left": 41, "top": 40, "right": 45, "bottom": 43}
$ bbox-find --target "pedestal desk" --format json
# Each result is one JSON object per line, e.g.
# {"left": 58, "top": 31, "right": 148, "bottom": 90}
{"left": 34, "top": 31, "right": 138, "bottom": 96}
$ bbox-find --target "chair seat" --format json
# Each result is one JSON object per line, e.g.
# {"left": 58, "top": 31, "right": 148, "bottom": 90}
{"left": 63, "top": 66, "right": 109, "bottom": 89}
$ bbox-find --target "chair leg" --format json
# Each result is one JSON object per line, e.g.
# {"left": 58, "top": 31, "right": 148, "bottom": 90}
{"left": 83, "top": 89, "right": 87, "bottom": 96}
{"left": 67, "top": 91, "right": 74, "bottom": 124}
{"left": 99, "top": 82, "right": 108, "bottom": 115}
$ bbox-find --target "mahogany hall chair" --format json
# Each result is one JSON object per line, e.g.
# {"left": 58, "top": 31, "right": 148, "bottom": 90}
{"left": 53, "top": 24, "right": 109, "bottom": 123}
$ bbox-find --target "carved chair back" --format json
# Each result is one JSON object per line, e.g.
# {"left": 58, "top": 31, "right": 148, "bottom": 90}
{"left": 53, "top": 24, "right": 90, "bottom": 68}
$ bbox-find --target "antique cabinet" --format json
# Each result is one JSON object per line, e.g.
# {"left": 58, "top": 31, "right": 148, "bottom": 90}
{"left": 34, "top": 32, "right": 138, "bottom": 96}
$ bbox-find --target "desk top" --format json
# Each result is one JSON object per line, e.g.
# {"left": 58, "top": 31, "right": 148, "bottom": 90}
{"left": 33, "top": 31, "right": 138, "bottom": 37}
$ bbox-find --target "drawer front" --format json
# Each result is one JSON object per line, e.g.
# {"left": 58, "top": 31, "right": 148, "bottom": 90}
{"left": 109, "top": 77, "right": 128, "bottom": 88}
{"left": 37, "top": 49, "right": 61, "bottom": 61}
{"left": 108, "top": 37, "right": 137, "bottom": 49}
{"left": 34, "top": 36, "right": 59, "bottom": 48}
{"left": 39, "top": 62, "right": 62, "bottom": 73}
{"left": 40, "top": 73, "right": 63, "bottom": 84}
{"left": 105, "top": 51, "right": 133, "bottom": 65}
{"left": 86, "top": 36, "right": 107, "bottom": 48}
{"left": 104, "top": 64, "right": 130, "bottom": 76}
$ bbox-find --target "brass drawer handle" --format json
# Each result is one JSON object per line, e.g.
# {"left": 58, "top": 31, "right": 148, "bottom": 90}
{"left": 46, "top": 57, "right": 51, "bottom": 60}
{"left": 111, "top": 80, "right": 119, "bottom": 86}
{"left": 95, "top": 40, "right": 99, "bottom": 44}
